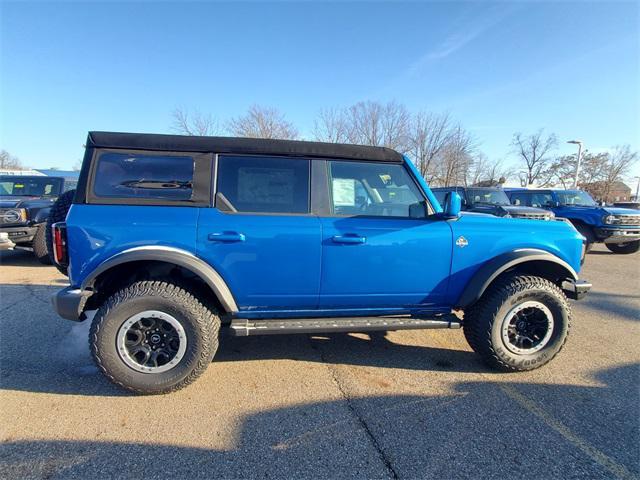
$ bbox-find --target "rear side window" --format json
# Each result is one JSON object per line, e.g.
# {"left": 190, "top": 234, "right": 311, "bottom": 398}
{"left": 93, "top": 152, "right": 195, "bottom": 201}
{"left": 509, "top": 192, "right": 529, "bottom": 206}
{"left": 216, "top": 155, "right": 310, "bottom": 214}
{"left": 530, "top": 192, "right": 554, "bottom": 208}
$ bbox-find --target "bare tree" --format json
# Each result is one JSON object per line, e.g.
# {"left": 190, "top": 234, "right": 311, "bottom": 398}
{"left": 407, "top": 111, "right": 453, "bottom": 181}
{"left": 547, "top": 151, "right": 607, "bottom": 189}
{"left": 593, "top": 145, "right": 638, "bottom": 200}
{"left": 511, "top": 129, "right": 558, "bottom": 187}
{"left": 342, "top": 101, "right": 410, "bottom": 152}
{"left": 466, "top": 154, "right": 511, "bottom": 187}
{"left": 433, "top": 125, "right": 477, "bottom": 187}
{"left": 227, "top": 105, "right": 298, "bottom": 140}
{"left": 313, "top": 107, "right": 350, "bottom": 143}
{"left": 0, "top": 150, "right": 23, "bottom": 169}
{"left": 171, "top": 108, "right": 220, "bottom": 136}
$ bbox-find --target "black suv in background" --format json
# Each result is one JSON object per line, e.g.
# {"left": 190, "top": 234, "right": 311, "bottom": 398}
{"left": 0, "top": 175, "right": 71, "bottom": 262}
{"left": 431, "top": 186, "right": 555, "bottom": 220}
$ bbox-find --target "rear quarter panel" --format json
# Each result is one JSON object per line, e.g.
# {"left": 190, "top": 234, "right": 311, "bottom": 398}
{"left": 447, "top": 215, "right": 584, "bottom": 304}
{"left": 66, "top": 204, "right": 198, "bottom": 287}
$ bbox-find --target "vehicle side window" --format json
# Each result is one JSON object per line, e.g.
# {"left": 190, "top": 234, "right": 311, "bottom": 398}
{"left": 509, "top": 193, "right": 529, "bottom": 206}
{"left": 93, "top": 152, "right": 195, "bottom": 201}
{"left": 216, "top": 155, "right": 310, "bottom": 214}
{"left": 328, "top": 161, "right": 425, "bottom": 218}
{"left": 530, "top": 193, "right": 554, "bottom": 208}
{"left": 432, "top": 190, "right": 449, "bottom": 205}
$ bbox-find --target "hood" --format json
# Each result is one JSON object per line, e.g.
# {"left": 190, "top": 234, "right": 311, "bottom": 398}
{"left": 602, "top": 207, "right": 640, "bottom": 216}
{"left": 468, "top": 204, "right": 504, "bottom": 216}
{"left": 0, "top": 196, "right": 55, "bottom": 209}
{"left": 460, "top": 211, "right": 494, "bottom": 218}
{"left": 503, "top": 205, "right": 552, "bottom": 216}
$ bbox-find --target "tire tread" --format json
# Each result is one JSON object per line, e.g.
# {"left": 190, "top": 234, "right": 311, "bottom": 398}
{"left": 464, "top": 274, "right": 571, "bottom": 372}
{"left": 90, "top": 280, "right": 220, "bottom": 394}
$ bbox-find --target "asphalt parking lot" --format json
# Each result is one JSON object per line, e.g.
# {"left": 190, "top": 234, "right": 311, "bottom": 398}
{"left": 0, "top": 245, "right": 638, "bottom": 479}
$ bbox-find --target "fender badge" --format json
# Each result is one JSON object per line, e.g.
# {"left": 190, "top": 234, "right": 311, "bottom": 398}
{"left": 456, "top": 236, "right": 469, "bottom": 248}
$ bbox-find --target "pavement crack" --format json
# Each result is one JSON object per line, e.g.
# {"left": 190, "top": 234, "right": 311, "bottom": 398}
{"left": 308, "top": 336, "right": 400, "bottom": 480}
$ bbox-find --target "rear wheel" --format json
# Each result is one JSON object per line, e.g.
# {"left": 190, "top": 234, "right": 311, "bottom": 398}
{"left": 464, "top": 274, "right": 570, "bottom": 371}
{"left": 605, "top": 240, "right": 640, "bottom": 254}
{"left": 90, "top": 280, "right": 220, "bottom": 394}
{"left": 33, "top": 224, "right": 51, "bottom": 264}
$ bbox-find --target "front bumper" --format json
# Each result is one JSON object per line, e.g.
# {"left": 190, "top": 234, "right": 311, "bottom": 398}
{"left": 0, "top": 225, "right": 38, "bottom": 245}
{"left": 562, "top": 279, "right": 592, "bottom": 300}
{"left": 595, "top": 227, "right": 640, "bottom": 244}
{"left": 52, "top": 286, "right": 93, "bottom": 321}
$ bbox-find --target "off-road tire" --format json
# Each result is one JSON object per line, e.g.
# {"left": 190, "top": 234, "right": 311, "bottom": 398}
{"left": 463, "top": 274, "right": 570, "bottom": 372}
{"left": 605, "top": 240, "right": 640, "bottom": 255}
{"left": 46, "top": 189, "right": 75, "bottom": 274}
{"left": 90, "top": 280, "right": 220, "bottom": 394}
{"left": 33, "top": 224, "right": 51, "bottom": 264}
{"left": 574, "top": 223, "right": 595, "bottom": 253}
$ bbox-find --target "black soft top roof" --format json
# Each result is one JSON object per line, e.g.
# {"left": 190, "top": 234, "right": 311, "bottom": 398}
{"left": 87, "top": 131, "right": 404, "bottom": 163}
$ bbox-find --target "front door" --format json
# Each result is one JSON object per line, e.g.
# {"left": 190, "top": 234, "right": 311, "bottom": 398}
{"left": 197, "top": 155, "right": 321, "bottom": 312}
{"left": 319, "top": 160, "right": 452, "bottom": 310}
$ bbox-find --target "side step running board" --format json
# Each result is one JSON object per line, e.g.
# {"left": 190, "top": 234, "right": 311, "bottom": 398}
{"left": 229, "top": 315, "right": 461, "bottom": 336}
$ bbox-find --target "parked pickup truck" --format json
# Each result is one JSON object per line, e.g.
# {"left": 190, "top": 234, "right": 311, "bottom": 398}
{"left": 51, "top": 132, "right": 591, "bottom": 394}
{"left": 0, "top": 175, "right": 71, "bottom": 262}
{"left": 506, "top": 188, "right": 640, "bottom": 254}
{"left": 432, "top": 186, "right": 554, "bottom": 220}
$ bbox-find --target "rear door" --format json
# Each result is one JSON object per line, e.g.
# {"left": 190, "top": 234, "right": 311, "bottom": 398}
{"left": 318, "top": 159, "right": 452, "bottom": 310}
{"left": 197, "top": 155, "right": 321, "bottom": 312}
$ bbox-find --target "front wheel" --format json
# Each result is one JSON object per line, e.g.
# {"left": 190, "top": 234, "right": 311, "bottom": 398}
{"left": 463, "top": 274, "right": 570, "bottom": 371}
{"left": 90, "top": 280, "right": 220, "bottom": 394}
{"left": 605, "top": 240, "right": 640, "bottom": 255}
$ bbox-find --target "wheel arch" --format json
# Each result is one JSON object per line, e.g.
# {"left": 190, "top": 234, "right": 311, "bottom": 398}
{"left": 456, "top": 249, "right": 578, "bottom": 309}
{"left": 81, "top": 246, "right": 238, "bottom": 313}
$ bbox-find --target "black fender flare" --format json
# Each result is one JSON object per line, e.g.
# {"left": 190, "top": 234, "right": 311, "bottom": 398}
{"left": 32, "top": 206, "right": 52, "bottom": 224}
{"left": 81, "top": 246, "right": 239, "bottom": 313}
{"left": 456, "top": 248, "right": 578, "bottom": 308}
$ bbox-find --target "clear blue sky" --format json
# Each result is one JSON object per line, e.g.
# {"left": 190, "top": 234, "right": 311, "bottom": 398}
{"left": 1, "top": 1, "right": 638, "bottom": 181}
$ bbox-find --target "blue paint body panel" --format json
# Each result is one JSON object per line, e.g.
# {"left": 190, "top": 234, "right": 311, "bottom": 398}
{"left": 318, "top": 216, "right": 452, "bottom": 308}
{"left": 197, "top": 209, "right": 321, "bottom": 310}
{"left": 65, "top": 158, "right": 586, "bottom": 318}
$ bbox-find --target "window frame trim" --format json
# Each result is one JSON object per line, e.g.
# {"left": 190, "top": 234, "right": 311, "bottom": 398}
{"left": 86, "top": 148, "right": 212, "bottom": 207}
{"left": 213, "top": 153, "right": 314, "bottom": 217}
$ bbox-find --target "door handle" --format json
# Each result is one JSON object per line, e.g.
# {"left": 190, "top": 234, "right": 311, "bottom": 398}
{"left": 332, "top": 234, "right": 366, "bottom": 244}
{"left": 208, "top": 232, "right": 246, "bottom": 243}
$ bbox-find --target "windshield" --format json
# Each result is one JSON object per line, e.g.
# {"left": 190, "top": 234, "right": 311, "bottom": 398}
{"left": 0, "top": 176, "right": 63, "bottom": 197}
{"left": 467, "top": 189, "right": 511, "bottom": 206}
{"left": 556, "top": 190, "right": 597, "bottom": 207}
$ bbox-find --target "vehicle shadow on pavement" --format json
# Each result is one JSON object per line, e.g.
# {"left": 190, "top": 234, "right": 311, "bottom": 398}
{"left": 216, "top": 331, "right": 486, "bottom": 374}
{"left": 1, "top": 364, "right": 637, "bottom": 479}
{"left": 0, "top": 249, "right": 43, "bottom": 267}
{"left": 580, "top": 291, "right": 640, "bottom": 322}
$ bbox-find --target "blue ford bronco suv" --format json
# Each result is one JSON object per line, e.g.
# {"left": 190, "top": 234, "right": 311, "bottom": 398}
{"left": 52, "top": 132, "right": 591, "bottom": 394}
{"left": 506, "top": 188, "right": 640, "bottom": 254}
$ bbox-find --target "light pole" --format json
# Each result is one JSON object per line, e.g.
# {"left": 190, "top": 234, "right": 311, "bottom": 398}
{"left": 634, "top": 176, "right": 640, "bottom": 202}
{"left": 567, "top": 140, "right": 583, "bottom": 189}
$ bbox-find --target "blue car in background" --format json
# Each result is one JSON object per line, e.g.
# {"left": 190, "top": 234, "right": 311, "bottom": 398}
{"left": 51, "top": 132, "right": 590, "bottom": 394}
{"left": 506, "top": 188, "right": 640, "bottom": 254}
